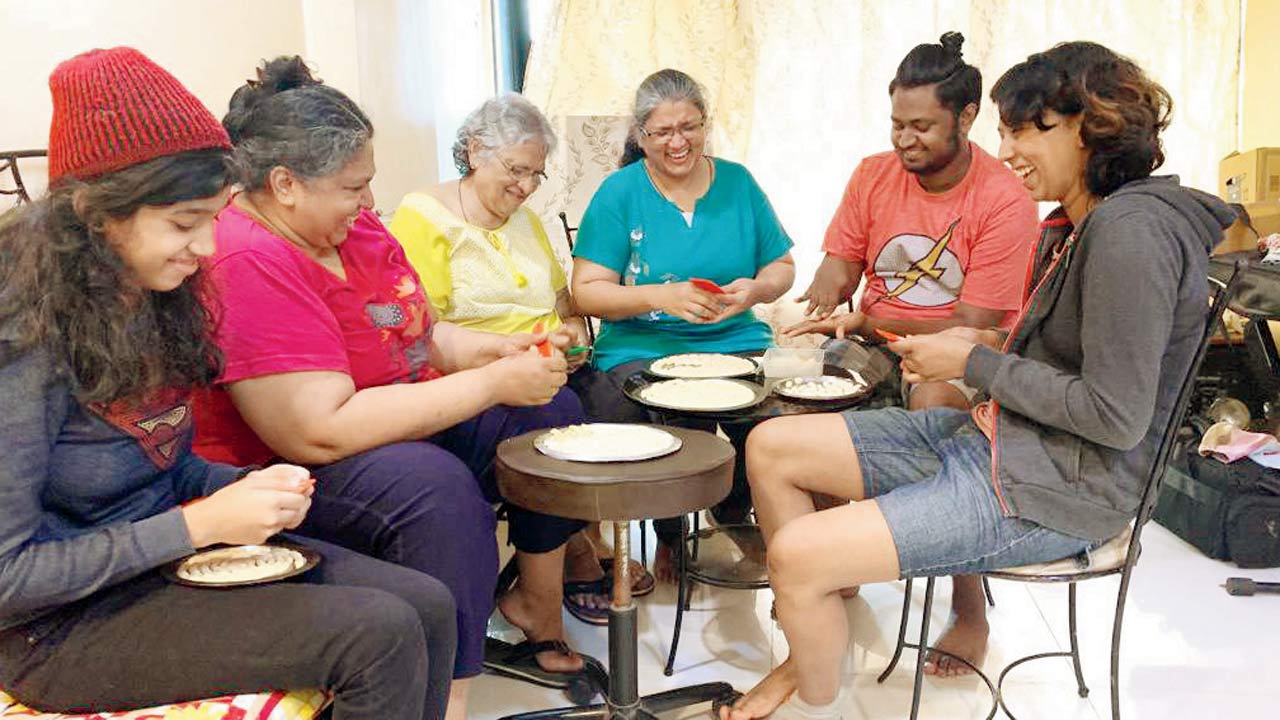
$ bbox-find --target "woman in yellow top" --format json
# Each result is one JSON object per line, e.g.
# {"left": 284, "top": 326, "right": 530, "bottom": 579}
{"left": 390, "top": 94, "right": 651, "bottom": 625}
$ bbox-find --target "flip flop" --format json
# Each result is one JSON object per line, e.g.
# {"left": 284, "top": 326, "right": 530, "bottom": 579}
{"left": 563, "top": 577, "right": 610, "bottom": 626}
{"left": 599, "top": 557, "right": 656, "bottom": 598}
{"left": 483, "top": 637, "right": 606, "bottom": 705}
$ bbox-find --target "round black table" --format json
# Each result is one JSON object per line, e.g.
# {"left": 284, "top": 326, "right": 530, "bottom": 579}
{"left": 494, "top": 426, "right": 739, "bottom": 720}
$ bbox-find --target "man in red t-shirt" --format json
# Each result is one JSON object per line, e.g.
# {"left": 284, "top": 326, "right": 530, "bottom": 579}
{"left": 779, "top": 33, "right": 1038, "bottom": 684}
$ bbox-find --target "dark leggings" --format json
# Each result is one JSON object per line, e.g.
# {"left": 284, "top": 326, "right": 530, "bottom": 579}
{"left": 301, "top": 387, "right": 587, "bottom": 678}
{"left": 0, "top": 536, "right": 456, "bottom": 720}
{"left": 568, "top": 362, "right": 753, "bottom": 546}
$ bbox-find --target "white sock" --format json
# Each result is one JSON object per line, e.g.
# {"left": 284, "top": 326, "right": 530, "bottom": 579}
{"left": 781, "top": 692, "right": 843, "bottom": 720}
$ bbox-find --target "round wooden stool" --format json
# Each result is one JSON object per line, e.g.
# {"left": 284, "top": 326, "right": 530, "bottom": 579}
{"left": 495, "top": 426, "right": 738, "bottom": 720}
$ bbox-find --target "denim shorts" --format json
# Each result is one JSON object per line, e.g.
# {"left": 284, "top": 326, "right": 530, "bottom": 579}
{"left": 841, "top": 406, "right": 1094, "bottom": 577}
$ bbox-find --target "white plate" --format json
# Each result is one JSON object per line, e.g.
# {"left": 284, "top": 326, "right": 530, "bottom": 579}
{"left": 646, "top": 353, "right": 759, "bottom": 379}
{"left": 165, "top": 543, "right": 319, "bottom": 587}
{"left": 635, "top": 378, "right": 765, "bottom": 412}
{"left": 535, "top": 423, "right": 682, "bottom": 462}
{"left": 772, "top": 375, "right": 867, "bottom": 401}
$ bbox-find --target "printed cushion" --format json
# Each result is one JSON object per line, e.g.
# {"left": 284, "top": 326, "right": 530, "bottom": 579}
{"left": 0, "top": 689, "right": 331, "bottom": 720}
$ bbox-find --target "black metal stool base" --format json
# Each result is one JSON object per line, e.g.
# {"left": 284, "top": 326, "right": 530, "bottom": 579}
{"left": 497, "top": 681, "right": 737, "bottom": 720}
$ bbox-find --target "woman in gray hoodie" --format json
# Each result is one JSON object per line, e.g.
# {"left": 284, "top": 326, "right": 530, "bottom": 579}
{"left": 721, "top": 42, "right": 1234, "bottom": 720}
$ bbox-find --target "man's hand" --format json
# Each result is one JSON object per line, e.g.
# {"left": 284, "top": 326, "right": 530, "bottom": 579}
{"left": 782, "top": 311, "right": 865, "bottom": 339}
{"left": 796, "top": 256, "right": 856, "bottom": 318}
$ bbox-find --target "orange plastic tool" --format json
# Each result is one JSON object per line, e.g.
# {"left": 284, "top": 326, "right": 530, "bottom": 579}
{"left": 874, "top": 328, "right": 904, "bottom": 343}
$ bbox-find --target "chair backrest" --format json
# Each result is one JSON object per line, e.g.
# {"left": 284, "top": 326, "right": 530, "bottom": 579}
{"left": 1128, "top": 261, "right": 1247, "bottom": 556}
{"left": 0, "top": 149, "right": 47, "bottom": 207}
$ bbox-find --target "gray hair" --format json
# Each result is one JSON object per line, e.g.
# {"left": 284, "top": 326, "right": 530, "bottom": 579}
{"left": 452, "top": 93, "right": 557, "bottom": 176}
{"left": 619, "top": 69, "right": 708, "bottom": 167}
{"left": 223, "top": 56, "right": 373, "bottom": 191}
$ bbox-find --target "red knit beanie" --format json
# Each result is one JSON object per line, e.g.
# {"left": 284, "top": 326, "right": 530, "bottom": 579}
{"left": 47, "top": 47, "right": 231, "bottom": 183}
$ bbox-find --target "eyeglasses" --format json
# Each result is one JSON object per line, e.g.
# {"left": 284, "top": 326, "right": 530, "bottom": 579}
{"left": 639, "top": 120, "right": 706, "bottom": 144}
{"left": 498, "top": 157, "right": 548, "bottom": 186}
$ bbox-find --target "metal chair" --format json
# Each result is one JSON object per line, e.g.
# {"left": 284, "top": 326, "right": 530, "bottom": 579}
{"left": 878, "top": 262, "right": 1247, "bottom": 719}
{"left": 1, "top": 149, "right": 46, "bottom": 207}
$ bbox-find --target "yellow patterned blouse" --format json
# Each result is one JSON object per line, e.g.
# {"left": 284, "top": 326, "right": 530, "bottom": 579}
{"left": 389, "top": 191, "right": 566, "bottom": 335}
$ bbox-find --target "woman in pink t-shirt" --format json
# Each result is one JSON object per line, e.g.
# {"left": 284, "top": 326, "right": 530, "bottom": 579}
{"left": 192, "top": 57, "right": 589, "bottom": 718}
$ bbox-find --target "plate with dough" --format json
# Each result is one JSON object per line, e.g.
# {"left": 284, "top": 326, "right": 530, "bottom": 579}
{"left": 628, "top": 377, "right": 767, "bottom": 412}
{"left": 535, "top": 423, "right": 682, "bottom": 462}
{"left": 772, "top": 374, "right": 869, "bottom": 402}
{"left": 164, "top": 542, "right": 320, "bottom": 588}
{"left": 646, "top": 353, "right": 759, "bottom": 379}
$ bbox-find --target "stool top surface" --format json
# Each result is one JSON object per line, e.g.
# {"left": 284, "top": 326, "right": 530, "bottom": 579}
{"left": 495, "top": 426, "right": 734, "bottom": 521}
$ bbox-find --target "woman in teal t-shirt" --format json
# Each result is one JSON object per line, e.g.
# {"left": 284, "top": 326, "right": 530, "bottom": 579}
{"left": 570, "top": 69, "right": 795, "bottom": 581}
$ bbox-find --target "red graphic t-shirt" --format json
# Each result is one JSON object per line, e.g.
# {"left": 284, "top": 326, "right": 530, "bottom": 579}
{"left": 192, "top": 205, "right": 441, "bottom": 466}
{"left": 90, "top": 386, "right": 191, "bottom": 469}
{"left": 822, "top": 143, "right": 1039, "bottom": 327}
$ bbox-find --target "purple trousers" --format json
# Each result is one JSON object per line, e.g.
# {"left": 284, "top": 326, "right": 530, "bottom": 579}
{"left": 300, "top": 388, "right": 586, "bottom": 678}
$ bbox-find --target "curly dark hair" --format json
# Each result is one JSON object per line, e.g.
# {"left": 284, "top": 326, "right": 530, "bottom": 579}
{"left": 0, "top": 149, "right": 230, "bottom": 404}
{"left": 990, "top": 41, "right": 1173, "bottom": 197}
{"left": 223, "top": 55, "right": 373, "bottom": 191}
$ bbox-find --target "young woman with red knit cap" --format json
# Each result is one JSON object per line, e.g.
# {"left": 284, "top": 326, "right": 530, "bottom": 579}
{"left": 0, "top": 47, "right": 456, "bottom": 720}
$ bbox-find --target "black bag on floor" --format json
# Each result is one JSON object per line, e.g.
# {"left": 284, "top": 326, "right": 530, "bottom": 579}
{"left": 1155, "top": 450, "right": 1280, "bottom": 568}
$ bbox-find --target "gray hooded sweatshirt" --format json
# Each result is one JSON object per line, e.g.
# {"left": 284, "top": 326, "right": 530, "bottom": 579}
{"left": 964, "top": 176, "right": 1233, "bottom": 541}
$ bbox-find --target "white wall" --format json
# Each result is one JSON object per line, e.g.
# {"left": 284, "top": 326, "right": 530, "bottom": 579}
{"left": 0, "top": 0, "right": 308, "bottom": 199}
{"left": 1, "top": 0, "right": 494, "bottom": 212}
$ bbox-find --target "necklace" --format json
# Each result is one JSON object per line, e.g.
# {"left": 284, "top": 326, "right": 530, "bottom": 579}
{"left": 645, "top": 157, "right": 713, "bottom": 208}
{"left": 457, "top": 178, "right": 505, "bottom": 230}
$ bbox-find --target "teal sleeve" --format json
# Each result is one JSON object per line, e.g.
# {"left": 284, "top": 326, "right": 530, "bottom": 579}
{"left": 744, "top": 168, "right": 793, "bottom": 267}
{"left": 573, "top": 174, "right": 632, "bottom": 274}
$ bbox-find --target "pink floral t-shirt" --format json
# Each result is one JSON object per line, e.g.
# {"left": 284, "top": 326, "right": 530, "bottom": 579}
{"left": 193, "top": 204, "right": 440, "bottom": 466}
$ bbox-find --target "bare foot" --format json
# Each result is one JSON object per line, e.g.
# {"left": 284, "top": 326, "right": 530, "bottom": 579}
{"left": 653, "top": 542, "right": 678, "bottom": 584}
{"left": 563, "top": 532, "right": 605, "bottom": 583}
{"left": 720, "top": 658, "right": 798, "bottom": 720}
{"left": 497, "top": 587, "right": 585, "bottom": 673}
{"left": 922, "top": 613, "right": 989, "bottom": 677}
{"left": 838, "top": 586, "right": 860, "bottom": 599}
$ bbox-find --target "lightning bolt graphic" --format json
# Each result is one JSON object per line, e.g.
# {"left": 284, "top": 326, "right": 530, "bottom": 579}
{"left": 884, "top": 217, "right": 961, "bottom": 299}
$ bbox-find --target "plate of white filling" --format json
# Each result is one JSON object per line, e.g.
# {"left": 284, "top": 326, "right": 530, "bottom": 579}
{"left": 535, "top": 423, "right": 682, "bottom": 462}
{"left": 772, "top": 375, "right": 868, "bottom": 401}
{"left": 635, "top": 378, "right": 765, "bottom": 412}
{"left": 646, "top": 353, "right": 759, "bottom": 379}
{"left": 166, "top": 543, "right": 319, "bottom": 587}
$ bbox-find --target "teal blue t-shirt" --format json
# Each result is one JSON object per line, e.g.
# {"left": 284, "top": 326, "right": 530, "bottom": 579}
{"left": 573, "top": 158, "right": 793, "bottom": 371}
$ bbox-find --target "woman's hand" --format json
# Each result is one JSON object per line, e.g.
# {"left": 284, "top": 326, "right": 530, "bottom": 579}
{"left": 563, "top": 317, "right": 591, "bottom": 372}
{"left": 484, "top": 347, "right": 568, "bottom": 406}
{"left": 891, "top": 332, "right": 979, "bottom": 384}
{"left": 657, "top": 282, "right": 725, "bottom": 324}
{"left": 782, "top": 311, "right": 865, "bottom": 339}
{"left": 182, "top": 464, "right": 314, "bottom": 549}
{"left": 707, "top": 278, "right": 760, "bottom": 323}
{"left": 936, "top": 325, "right": 1004, "bottom": 350}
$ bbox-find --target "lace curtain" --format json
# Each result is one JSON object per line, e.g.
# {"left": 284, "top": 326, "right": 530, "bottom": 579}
{"left": 522, "top": 0, "right": 1240, "bottom": 287}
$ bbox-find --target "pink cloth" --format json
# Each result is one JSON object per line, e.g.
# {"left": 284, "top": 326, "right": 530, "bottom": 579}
{"left": 193, "top": 204, "right": 441, "bottom": 466}
{"left": 1198, "top": 421, "right": 1280, "bottom": 468}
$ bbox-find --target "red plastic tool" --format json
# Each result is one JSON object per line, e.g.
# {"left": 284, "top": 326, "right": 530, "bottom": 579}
{"left": 690, "top": 278, "right": 725, "bottom": 294}
{"left": 874, "top": 328, "right": 904, "bottom": 343}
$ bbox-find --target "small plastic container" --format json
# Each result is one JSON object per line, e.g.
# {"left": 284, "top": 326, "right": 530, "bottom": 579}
{"left": 761, "top": 347, "right": 823, "bottom": 378}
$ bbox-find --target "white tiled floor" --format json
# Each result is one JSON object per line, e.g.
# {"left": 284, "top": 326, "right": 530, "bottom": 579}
{"left": 474, "top": 521, "right": 1280, "bottom": 719}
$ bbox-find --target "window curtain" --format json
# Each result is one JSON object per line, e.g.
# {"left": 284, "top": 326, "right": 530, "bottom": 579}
{"left": 522, "top": 0, "right": 1240, "bottom": 285}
